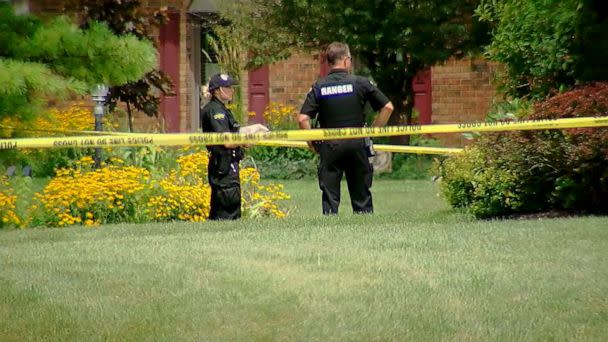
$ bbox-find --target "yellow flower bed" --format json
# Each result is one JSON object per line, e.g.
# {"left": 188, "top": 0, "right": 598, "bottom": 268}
{"left": 0, "top": 103, "right": 94, "bottom": 138}
{"left": 147, "top": 148, "right": 290, "bottom": 222}
{"left": 146, "top": 151, "right": 211, "bottom": 222}
{"left": 0, "top": 177, "right": 21, "bottom": 228}
{"left": 240, "top": 167, "right": 290, "bottom": 218}
{"left": 31, "top": 148, "right": 290, "bottom": 228}
{"left": 262, "top": 102, "right": 297, "bottom": 130}
{"left": 35, "top": 157, "right": 151, "bottom": 227}
{"left": 0, "top": 103, "right": 292, "bottom": 228}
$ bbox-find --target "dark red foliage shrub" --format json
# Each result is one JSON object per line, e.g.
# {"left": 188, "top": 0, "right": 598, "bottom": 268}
{"left": 440, "top": 82, "right": 608, "bottom": 217}
{"left": 531, "top": 82, "right": 608, "bottom": 120}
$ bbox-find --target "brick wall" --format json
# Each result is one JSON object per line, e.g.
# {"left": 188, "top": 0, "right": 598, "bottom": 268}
{"left": 239, "top": 51, "right": 320, "bottom": 125}
{"left": 431, "top": 58, "right": 499, "bottom": 146}
{"left": 264, "top": 54, "right": 500, "bottom": 148}
{"left": 179, "top": 7, "right": 191, "bottom": 132}
{"left": 269, "top": 52, "right": 321, "bottom": 109}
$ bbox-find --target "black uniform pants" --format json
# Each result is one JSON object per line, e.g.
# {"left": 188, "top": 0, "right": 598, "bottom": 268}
{"left": 318, "top": 139, "right": 373, "bottom": 215}
{"left": 208, "top": 154, "right": 241, "bottom": 220}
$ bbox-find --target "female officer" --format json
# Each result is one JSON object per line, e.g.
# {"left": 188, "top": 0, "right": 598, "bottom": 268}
{"left": 200, "top": 73, "right": 268, "bottom": 220}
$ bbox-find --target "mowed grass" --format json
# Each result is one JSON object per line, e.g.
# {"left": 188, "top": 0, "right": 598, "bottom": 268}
{"left": 1, "top": 179, "right": 607, "bottom": 341}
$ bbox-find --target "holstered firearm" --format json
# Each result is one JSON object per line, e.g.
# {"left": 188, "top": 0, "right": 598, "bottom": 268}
{"left": 310, "top": 141, "right": 322, "bottom": 153}
{"left": 233, "top": 147, "right": 244, "bottom": 161}
{"left": 210, "top": 147, "right": 244, "bottom": 175}
{"left": 364, "top": 137, "right": 375, "bottom": 157}
{"left": 310, "top": 116, "right": 322, "bottom": 153}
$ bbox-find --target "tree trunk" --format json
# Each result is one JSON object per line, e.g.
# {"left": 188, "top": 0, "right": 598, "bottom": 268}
{"left": 126, "top": 102, "right": 133, "bottom": 133}
{"left": 387, "top": 77, "right": 414, "bottom": 145}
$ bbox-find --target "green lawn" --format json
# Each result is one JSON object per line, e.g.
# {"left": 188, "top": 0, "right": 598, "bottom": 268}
{"left": 1, "top": 180, "right": 607, "bottom": 341}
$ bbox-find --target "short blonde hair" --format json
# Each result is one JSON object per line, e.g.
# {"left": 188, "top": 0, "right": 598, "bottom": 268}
{"left": 200, "top": 85, "right": 212, "bottom": 101}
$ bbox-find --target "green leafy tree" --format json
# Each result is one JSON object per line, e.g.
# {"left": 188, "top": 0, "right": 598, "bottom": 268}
{"left": 476, "top": 0, "right": 608, "bottom": 98}
{"left": 207, "top": 0, "right": 299, "bottom": 72}
{"left": 0, "top": 3, "right": 157, "bottom": 124}
{"left": 203, "top": 0, "right": 299, "bottom": 121}
{"left": 256, "top": 0, "right": 485, "bottom": 142}
{"left": 65, "top": 0, "right": 174, "bottom": 132}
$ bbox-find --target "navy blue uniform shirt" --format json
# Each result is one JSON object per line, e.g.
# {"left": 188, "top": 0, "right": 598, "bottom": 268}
{"left": 200, "top": 97, "right": 241, "bottom": 154}
{"left": 300, "top": 69, "right": 390, "bottom": 128}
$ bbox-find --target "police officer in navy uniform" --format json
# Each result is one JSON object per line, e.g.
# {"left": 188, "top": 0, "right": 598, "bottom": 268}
{"left": 298, "top": 42, "right": 394, "bottom": 215}
{"left": 200, "top": 73, "right": 268, "bottom": 220}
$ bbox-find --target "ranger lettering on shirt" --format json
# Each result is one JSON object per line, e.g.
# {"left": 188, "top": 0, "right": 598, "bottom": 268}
{"left": 320, "top": 84, "right": 354, "bottom": 97}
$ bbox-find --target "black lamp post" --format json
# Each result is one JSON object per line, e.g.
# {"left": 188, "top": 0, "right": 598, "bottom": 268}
{"left": 91, "top": 84, "right": 109, "bottom": 168}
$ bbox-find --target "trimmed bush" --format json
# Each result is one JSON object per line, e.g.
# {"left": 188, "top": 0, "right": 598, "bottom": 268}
{"left": 438, "top": 82, "right": 608, "bottom": 218}
{"left": 246, "top": 146, "right": 318, "bottom": 180}
{"left": 244, "top": 102, "right": 318, "bottom": 179}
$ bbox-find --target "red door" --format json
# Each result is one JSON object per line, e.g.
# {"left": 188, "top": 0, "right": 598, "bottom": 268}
{"left": 412, "top": 69, "right": 432, "bottom": 124}
{"left": 159, "top": 12, "right": 180, "bottom": 132}
{"left": 248, "top": 65, "right": 269, "bottom": 123}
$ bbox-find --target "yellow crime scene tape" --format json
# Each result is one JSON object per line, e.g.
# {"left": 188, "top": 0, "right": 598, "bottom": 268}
{"left": 0, "top": 124, "right": 462, "bottom": 155}
{"left": 1, "top": 116, "right": 607, "bottom": 152}
{"left": 255, "top": 140, "right": 463, "bottom": 155}
{"left": 1, "top": 124, "right": 461, "bottom": 155}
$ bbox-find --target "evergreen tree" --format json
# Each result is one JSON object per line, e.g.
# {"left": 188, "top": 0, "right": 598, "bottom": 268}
{"left": 65, "top": 0, "right": 174, "bottom": 131}
{"left": 0, "top": 3, "right": 157, "bottom": 125}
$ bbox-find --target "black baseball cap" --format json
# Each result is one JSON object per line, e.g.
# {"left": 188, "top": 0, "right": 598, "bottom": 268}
{"left": 208, "top": 73, "right": 238, "bottom": 91}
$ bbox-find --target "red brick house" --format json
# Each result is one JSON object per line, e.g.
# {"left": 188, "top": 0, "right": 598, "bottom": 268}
{"left": 23, "top": 0, "right": 498, "bottom": 146}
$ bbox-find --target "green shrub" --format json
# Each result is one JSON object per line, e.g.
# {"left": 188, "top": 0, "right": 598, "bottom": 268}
{"left": 437, "top": 148, "right": 479, "bottom": 209}
{"left": 530, "top": 82, "right": 608, "bottom": 211}
{"left": 382, "top": 154, "right": 435, "bottom": 180}
{"left": 476, "top": 0, "right": 608, "bottom": 98}
{"left": 438, "top": 82, "right": 608, "bottom": 218}
{"left": 381, "top": 136, "right": 442, "bottom": 180}
{"left": 248, "top": 135, "right": 443, "bottom": 181}
{"left": 245, "top": 145, "right": 318, "bottom": 179}
{"left": 486, "top": 97, "right": 533, "bottom": 122}
{"left": 437, "top": 146, "right": 524, "bottom": 218}
{"left": 1, "top": 148, "right": 90, "bottom": 177}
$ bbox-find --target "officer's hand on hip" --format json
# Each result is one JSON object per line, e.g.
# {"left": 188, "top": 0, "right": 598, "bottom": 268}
{"left": 307, "top": 141, "right": 320, "bottom": 154}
